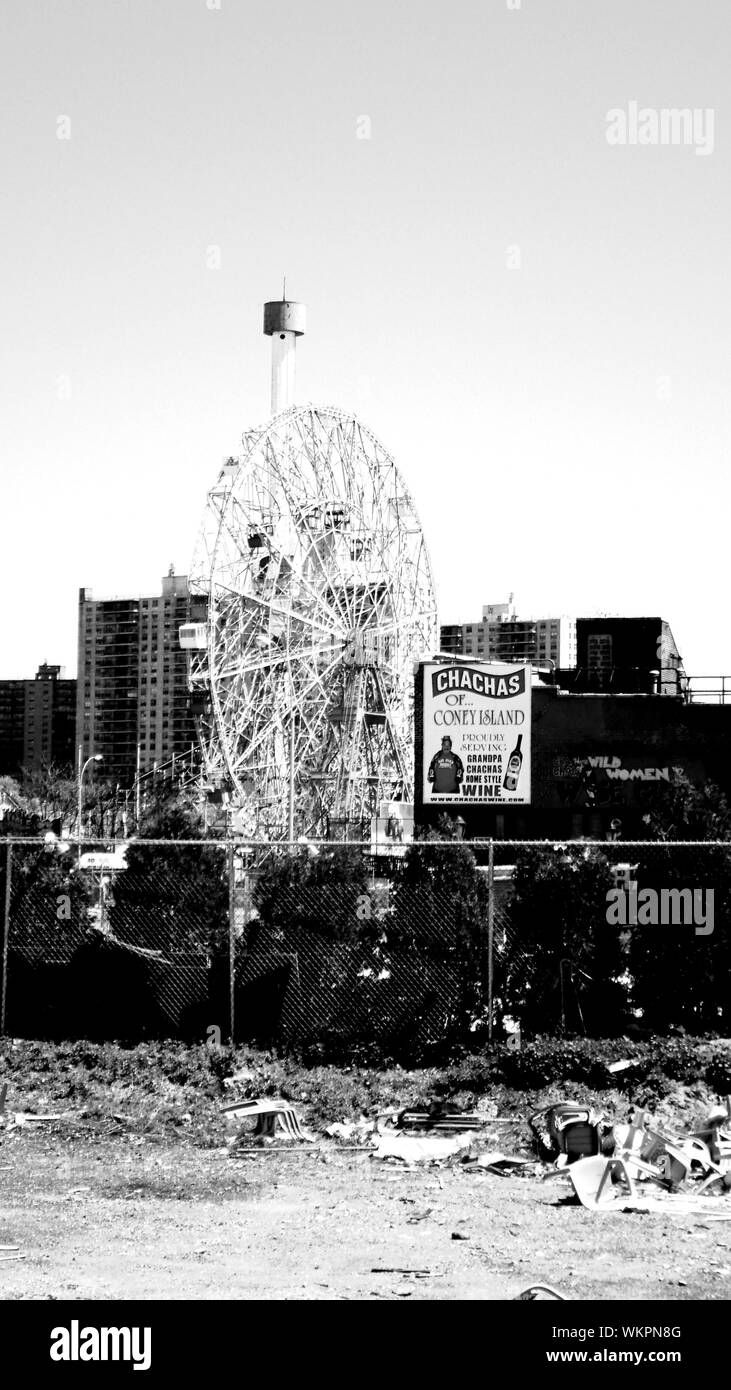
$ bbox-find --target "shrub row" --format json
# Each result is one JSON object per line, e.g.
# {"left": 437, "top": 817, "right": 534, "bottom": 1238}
{"left": 4, "top": 1034, "right": 730, "bottom": 1103}
{"left": 438, "top": 1036, "right": 731, "bottom": 1095}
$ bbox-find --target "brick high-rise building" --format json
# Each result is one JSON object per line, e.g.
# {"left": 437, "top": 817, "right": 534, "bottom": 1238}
{"left": 0, "top": 664, "right": 77, "bottom": 777}
{"left": 77, "top": 569, "right": 199, "bottom": 783}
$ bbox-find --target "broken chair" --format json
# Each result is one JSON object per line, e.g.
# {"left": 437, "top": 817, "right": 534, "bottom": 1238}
{"left": 532, "top": 1103, "right": 606, "bottom": 1166}
{"left": 222, "top": 1098, "right": 309, "bottom": 1141}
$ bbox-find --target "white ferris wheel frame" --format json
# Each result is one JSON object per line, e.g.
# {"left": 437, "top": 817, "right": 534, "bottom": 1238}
{"left": 189, "top": 404, "right": 438, "bottom": 839}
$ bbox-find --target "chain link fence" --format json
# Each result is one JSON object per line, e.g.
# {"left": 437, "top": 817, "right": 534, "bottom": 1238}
{"left": 1, "top": 838, "right": 728, "bottom": 1054}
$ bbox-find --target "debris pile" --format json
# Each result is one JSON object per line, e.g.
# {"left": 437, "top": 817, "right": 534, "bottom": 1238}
{"left": 374, "top": 1130, "right": 475, "bottom": 1165}
{"left": 370, "top": 1100, "right": 532, "bottom": 1169}
{"left": 536, "top": 1096, "right": 731, "bottom": 1214}
{"left": 217, "top": 1080, "right": 731, "bottom": 1207}
{"left": 375, "top": 1101, "right": 495, "bottom": 1135}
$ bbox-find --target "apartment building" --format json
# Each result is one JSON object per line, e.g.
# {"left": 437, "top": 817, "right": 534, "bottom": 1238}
{"left": 0, "top": 664, "right": 77, "bottom": 777}
{"left": 440, "top": 602, "right": 577, "bottom": 669}
{"left": 77, "top": 569, "right": 198, "bottom": 782}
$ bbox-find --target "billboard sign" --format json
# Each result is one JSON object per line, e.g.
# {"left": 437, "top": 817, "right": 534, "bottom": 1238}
{"left": 422, "top": 662, "right": 531, "bottom": 805}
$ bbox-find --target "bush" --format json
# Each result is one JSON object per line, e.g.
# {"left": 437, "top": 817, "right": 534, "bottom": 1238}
{"left": 440, "top": 1036, "right": 731, "bottom": 1096}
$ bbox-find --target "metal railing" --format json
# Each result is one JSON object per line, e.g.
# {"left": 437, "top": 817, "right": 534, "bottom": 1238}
{"left": 685, "top": 677, "right": 731, "bottom": 705}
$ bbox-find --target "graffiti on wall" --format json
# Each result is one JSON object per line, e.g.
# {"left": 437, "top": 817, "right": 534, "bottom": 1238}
{"left": 552, "top": 755, "right": 687, "bottom": 808}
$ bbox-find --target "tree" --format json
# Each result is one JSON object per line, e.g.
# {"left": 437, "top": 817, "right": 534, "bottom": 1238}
{"left": 387, "top": 829, "right": 490, "bottom": 1041}
{"left": 108, "top": 791, "right": 229, "bottom": 958}
{"left": 0, "top": 776, "right": 40, "bottom": 836}
{"left": 246, "top": 845, "right": 385, "bottom": 1053}
{"left": 253, "top": 845, "right": 375, "bottom": 945}
{"left": 0, "top": 838, "right": 92, "bottom": 1036}
{"left": 19, "top": 761, "right": 77, "bottom": 829}
{"left": 627, "top": 776, "right": 731, "bottom": 1031}
{"left": 502, "top": 843, "right": 627, "bottom": 1035}
{"left": 0, "top": 840, "right": 91, "bottom": 958}
{"left": 639, "top": 774, "right": 731, "bottom": 842}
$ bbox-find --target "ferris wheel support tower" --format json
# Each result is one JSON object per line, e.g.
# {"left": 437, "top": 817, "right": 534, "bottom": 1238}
{"left": 263, "top": 298, "right": 306, "bottom": 414}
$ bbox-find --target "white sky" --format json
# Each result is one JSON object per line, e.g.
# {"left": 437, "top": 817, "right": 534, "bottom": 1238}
{"left": 1, "top": 0, "right": 729, "bottom": 678}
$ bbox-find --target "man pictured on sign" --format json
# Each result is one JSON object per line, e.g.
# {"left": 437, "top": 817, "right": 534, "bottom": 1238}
{"left": 427, "top": 736, "right": 464, "bottom": 795}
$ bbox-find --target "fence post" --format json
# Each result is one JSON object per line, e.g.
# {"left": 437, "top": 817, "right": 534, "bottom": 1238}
{"left": 228, "top": 841, "right": 235, "bottom": 1046}
{"left": 487, "top": 838, "right": 494, "bottom": 1043}
{"left": 1, "top": 843, "right": 12, "bottom": 1037}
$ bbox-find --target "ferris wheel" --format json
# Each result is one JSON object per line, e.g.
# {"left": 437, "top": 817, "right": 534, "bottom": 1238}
{"left": 187, "top": 403, "right": 437, "bottom": 840}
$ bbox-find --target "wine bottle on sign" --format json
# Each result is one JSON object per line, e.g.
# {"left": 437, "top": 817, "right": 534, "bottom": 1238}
{"left": 503, "top": 734, "right": 523, "bottom": 792}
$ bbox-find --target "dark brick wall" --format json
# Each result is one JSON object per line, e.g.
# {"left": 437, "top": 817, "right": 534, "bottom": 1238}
{"left": 415, "top": 682, "right": 731, "bottom": 841}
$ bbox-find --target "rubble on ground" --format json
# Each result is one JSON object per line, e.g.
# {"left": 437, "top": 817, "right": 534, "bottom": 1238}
{"left": 534, "top": 1095, "right": 731, "bottom": 1213}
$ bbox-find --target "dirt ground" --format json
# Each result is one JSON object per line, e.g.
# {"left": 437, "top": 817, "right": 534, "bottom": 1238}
{"left": 2, "top": 1131, "right": 731, "bottom": 1301}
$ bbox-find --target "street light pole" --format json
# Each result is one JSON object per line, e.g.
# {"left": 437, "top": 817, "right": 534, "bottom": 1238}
{"left": 77, "top": 749, "right": 103, "bottom": 857}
